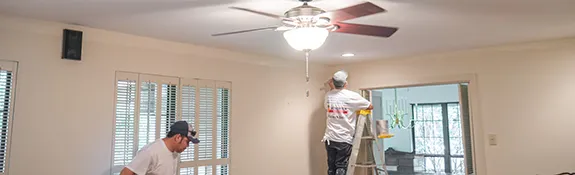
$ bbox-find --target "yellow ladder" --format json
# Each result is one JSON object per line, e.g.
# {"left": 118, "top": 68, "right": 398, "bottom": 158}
{"left": 346, "top": 91, "right": 394, "bottom": 175}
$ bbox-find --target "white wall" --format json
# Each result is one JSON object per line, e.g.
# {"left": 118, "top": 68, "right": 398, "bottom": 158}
{"left": 373, "top": 84, "right": 460, "bottom": 153}
{"left": 0, "top": 14, "right": 330, "bottom": 175}
{"left": 336, "top": 37, "right": 575, "bottom": 175}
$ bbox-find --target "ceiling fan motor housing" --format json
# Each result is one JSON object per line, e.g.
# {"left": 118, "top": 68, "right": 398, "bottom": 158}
{"left": 284, "top": 3, "right": 325, "bottom": 19}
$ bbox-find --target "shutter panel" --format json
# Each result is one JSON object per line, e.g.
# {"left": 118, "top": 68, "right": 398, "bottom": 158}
{"left": 160, "top": 84, "right": 178, "bottom": 137}
{"left": 139, "top": 81, "right": 157, "bottom": 149}
{"left": 216, "top": 82, "right": 230, "bottom": 159}
{"left": 198, "top": 80, "right": 214, "bottom": 161}
{"left": 112, "top": 72, "right": 138, "bottom": 174}
{"left": 0, "top": 60, "right": 17, "bottom": 175}
{"left": 180, "top": 79, "right": 197, "bottom": 162}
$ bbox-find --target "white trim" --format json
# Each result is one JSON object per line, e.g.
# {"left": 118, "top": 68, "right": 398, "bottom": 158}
{"left": 115, "top": 71, "right": 139, "bottom": 81}
{"left": 227, "top": 82, "right": 233, "bottom": 169}
{"left": 458, "top": 83, "right": 476, "bottom": 175}
{"left": 194, "top": 79, "right": 200, "bottom": 165}
{"left": 215, "top": 81, "right": 231, "bottom": 89}
{"left": 176, "top": 78, "right": 183, "bottom": 121}
{"left": 0, "top": 60, "right": 17, "bottom": 72}
{"left": 0, "top": 60, "right": 18, "bottom": 175}
{"left": 134, "top": 74, "right": 141, "bottom": 155}
{"left": 154, "top": 79, "right": 162, "bottom": 140}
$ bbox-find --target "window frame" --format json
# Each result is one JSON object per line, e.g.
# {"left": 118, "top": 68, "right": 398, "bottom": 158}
{"left": 410, "top": 102, "right": 463, "bottom": 174}
{"left": 111, "top": 71, "right": 231, "bottom": 175}
{"left": 0, "top": 60, "right": 18, "bottom": 175}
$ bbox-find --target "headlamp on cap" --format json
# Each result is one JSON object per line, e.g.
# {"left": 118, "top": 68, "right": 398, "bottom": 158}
{"left": 171, "top": 121, "right": 200, "bottom": 144}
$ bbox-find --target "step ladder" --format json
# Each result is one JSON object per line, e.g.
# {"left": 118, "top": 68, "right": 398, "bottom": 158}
{"left": 346, "top": 91, "right": 394, "bottom": 175}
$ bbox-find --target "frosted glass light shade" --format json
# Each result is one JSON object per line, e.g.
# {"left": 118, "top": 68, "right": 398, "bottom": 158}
{"left": 283, "top": 27, "right": 329, "bottom": 51}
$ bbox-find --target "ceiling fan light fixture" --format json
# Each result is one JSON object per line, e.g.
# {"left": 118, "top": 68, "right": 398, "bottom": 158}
{"left": 283, "top": 27, "right": 329, "bottom": 51}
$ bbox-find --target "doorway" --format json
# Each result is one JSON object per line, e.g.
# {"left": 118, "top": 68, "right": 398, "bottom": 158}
{"left": 366, "top": 83, "right": 475, "bottom": 175}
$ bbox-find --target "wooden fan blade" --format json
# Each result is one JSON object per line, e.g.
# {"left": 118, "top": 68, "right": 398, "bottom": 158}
{"left": 229, "top": 7, "right": 285, "bottom": 19}
{"left": 211, "top": 27, "right": 278, "bottom": 36}
{"left": 333, "top": 22, "right": 398, "bottom": 38}
{"left": 323, "top": 2, "right": 386, "bottom": 22}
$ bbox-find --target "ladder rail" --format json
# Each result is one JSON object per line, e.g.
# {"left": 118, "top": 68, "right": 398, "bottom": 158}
{"left": 346, "top": 110, "right": 389, "bottom": 175}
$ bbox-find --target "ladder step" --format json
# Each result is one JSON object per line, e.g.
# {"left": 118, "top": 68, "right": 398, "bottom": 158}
{"left": 352, "top": 164, "right": 383, "bottom": 168}
{"left": 361, "top": 136, "right": 375, "bottom": 140}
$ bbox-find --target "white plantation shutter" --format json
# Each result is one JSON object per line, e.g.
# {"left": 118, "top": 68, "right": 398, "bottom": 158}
{"left": 112, "top": 72, "right": 139, "bottom": 174}
{"left": 0, "top": 61, "right": 17, "bottom": 175}
{"left": 215, "top": 82, "right": 230, "bottom": 175}
{"left": 112, "top": 72, "right": 231, "bottom": 175}
{"left": 160, "top": 83, "right": 178, "bottom": 137}
{"left": 138, "top": 81, "right": 157, "bottom": 150}
{"left": 216, "top": 83, "right": 230, "bottom": 159}
{"left": 180, "top": 79, "right": 197, "bottom": 162}
{"left": 198, "top": 80, "right": 214, "bottom": 161}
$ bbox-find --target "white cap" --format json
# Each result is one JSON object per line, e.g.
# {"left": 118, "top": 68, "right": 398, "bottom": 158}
{"left": 333, "top": 70, "right": 348, "bottom": 82}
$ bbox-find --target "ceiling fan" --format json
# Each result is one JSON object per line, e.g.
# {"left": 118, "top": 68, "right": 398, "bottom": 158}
{"left": 211, "top": 0, "right": 399, "bottom": 39}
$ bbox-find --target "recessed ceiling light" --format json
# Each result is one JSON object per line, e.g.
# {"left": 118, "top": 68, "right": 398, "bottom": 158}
{"left": 342, "top": 53, "right": 355, "bottom": 57}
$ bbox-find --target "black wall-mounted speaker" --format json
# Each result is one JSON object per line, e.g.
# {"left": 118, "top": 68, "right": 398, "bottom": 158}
{"left": 62, "top": 29, "right": 83, "bottom": 61}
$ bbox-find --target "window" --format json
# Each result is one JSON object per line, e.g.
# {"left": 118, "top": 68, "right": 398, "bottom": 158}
{"left": 411, "top": 102, "right": 465, "bottom": 174}
{"left": 112, "top": 72, "right": 231, "bottom": 175}
{"left": 0, "top": 60, "right": 17, "bottom": 175}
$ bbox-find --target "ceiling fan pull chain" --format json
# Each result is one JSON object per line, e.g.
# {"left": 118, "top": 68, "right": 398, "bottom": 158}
{"left": 305, "top": 50, "right": 310, "bottom": 97}
{"left": 305, "top": 50, "right": 310, "bottom": 83}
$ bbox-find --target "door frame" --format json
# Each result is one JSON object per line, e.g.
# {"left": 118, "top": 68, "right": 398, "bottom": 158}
{"left": 357, "top": 73, "right": 486, "bottom": 175}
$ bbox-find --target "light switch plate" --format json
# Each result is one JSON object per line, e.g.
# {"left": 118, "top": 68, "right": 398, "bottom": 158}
{"left": 488, "top": 134, "right": 497, "bottom": 146}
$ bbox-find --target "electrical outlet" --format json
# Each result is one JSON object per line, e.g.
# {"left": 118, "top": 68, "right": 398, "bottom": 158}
{"left": 488, "top": 134, "right": 497, "bottom": 146}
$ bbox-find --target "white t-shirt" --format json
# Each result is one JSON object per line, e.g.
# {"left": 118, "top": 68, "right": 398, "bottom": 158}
{"left": 323, "top": 89, "right": 372, "bottom": 144}
{"left": 126, "top": 139, "right": 179, "bottom": 175}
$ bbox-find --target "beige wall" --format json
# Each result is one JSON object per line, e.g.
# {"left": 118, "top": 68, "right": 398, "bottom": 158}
{"left": 335, "top": 37, "right": 575, "bottom": 175}
{"left": 0, "top": 14, "right": 329, "bottom": 175}
{"left": 3, "top": 11, "right": 575, "bottom": 175}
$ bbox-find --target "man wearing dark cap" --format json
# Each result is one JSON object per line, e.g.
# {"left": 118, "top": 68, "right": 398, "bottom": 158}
{"left": 120, "top": 120, "right": 199, "bottom": 175}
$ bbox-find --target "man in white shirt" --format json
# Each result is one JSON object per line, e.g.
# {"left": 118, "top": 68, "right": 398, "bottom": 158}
{"left": 120, "top": 120, "right": 200, "bottom": 175}
{"left": 323, "top": 70, "right": 373, "bottom": 175}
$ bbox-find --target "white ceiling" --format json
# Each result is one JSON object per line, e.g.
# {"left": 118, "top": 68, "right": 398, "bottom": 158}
{"left": 2, "top": 0, "right": 575, "bottom": 64}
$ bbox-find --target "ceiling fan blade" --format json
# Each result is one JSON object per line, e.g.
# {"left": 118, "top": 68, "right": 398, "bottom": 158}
{"left": 323, "top": 2, "right": 386, "bottom": 22}
{"left": 333, "top": 22, "right": 398, "bottom": 38}
{"left": 211, "top": 27, "right": 278, "bottom": 36}
{"left": 229, "top": 7, "right": 285, "bottom": 19}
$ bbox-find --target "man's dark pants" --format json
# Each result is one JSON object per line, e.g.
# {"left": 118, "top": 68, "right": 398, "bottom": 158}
{"left": 325, "top": 140, "right": 353, "bottom": 175}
